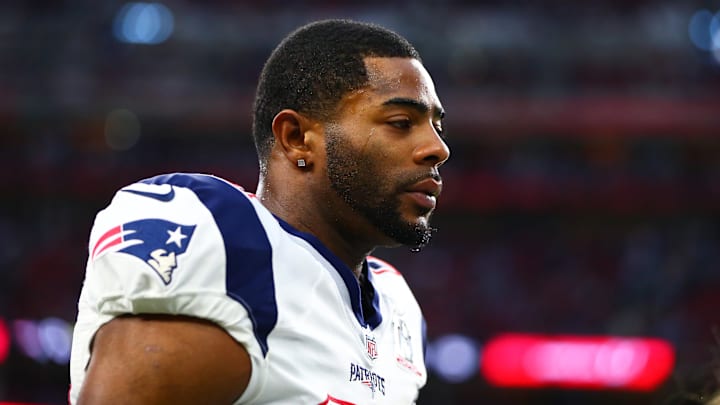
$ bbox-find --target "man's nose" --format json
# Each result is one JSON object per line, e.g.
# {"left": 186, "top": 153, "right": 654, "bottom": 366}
{"left": 413, "top": 124, "right": 450, "bottom": 167}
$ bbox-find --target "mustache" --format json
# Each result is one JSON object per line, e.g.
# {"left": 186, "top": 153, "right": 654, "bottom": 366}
{"left": 397, "top": 171, "right": 443, "bottom": 190}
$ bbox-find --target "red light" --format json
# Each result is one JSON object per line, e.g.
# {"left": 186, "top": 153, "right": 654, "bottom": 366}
{"left": 0, "top": 318, "right": 9, "bottom": 364}
{"left": 481, "top": 333, "right": 674, "bottom": 391}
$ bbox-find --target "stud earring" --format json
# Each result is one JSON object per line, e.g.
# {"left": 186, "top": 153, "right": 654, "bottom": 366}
{"left": 297, "top": 159, "right": 306, "bottom": 167}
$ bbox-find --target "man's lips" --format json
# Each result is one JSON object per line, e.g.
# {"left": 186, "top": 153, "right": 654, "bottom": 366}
{"left": 406, "top": 177, "right": 442, "bottom": 198}
{"left": 404, "top": 178, "right": 442, "bottom": 210}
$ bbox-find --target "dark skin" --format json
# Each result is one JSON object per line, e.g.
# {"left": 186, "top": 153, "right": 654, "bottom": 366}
{"left": 78, "top": 315, "right": 251, "bottom": 404}
{"left": 77, "top": 57, "right": 449, "bottom": 404}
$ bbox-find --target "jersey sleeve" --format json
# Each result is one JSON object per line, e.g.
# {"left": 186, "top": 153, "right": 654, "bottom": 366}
{"left": 70, "top": 173, "right": 277, "bottom": 403}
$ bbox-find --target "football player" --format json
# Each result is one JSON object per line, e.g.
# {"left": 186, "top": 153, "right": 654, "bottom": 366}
{"left": 70, "top": 19, "right": 449, "bottom": 404}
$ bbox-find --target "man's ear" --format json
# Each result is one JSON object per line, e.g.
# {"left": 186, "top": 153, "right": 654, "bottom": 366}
{"left": 271, "top": 109, "right": 321, "bottom": 169}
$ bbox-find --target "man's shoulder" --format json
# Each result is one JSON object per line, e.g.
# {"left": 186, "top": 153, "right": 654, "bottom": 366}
{"left": 137, "top": 172, "right": 248, "bottom": 194}
{"left": 93, "top": 172, "right": 267, "bottom": 264}
{"left": 108, "top": 172, "right": 257, "bottom": 213}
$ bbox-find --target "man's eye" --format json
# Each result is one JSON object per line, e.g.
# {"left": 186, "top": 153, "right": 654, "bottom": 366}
{"left": 389, "top": 119, "right": 412, "bottom": 130}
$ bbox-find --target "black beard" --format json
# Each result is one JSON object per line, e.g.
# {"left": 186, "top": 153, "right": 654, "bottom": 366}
{"left": 325, "top": 127, "right": 435, "bottom": 249}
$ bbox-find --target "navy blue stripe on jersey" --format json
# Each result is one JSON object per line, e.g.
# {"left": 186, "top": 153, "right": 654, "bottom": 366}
{"left": 368, "top": 260, "right": 382, "bottom": 270}
{"left": 141, "top": 173, "right": 277, "bottom": 356}
{"left": 274, "top": 216, "right": 383, "bottom": 330}
{"left": 362, "top": 263, "right": 383, "bottom": 328}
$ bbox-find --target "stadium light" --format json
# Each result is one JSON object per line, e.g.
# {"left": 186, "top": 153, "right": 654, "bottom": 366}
{"left": 0, "top": 318, "right": 9, "bottom": 364}
{"left": 481, "top": 333, "right": 674, "bottom": 391}
{"left": 113, "top": 2, "right": 174, "bottom": 44}
{"left": 426, "top": 334, "right": 479, "bottom": 383}
{"left": 13, "top": 318, "right": 73, "bottom": 365}
{"left": 689, "top": 9, "right": 714, "bottom": 51}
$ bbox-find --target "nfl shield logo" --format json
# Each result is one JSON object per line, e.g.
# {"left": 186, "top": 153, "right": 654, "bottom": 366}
{"left": 365, "top": 334, "right": 378, "bottom": 360}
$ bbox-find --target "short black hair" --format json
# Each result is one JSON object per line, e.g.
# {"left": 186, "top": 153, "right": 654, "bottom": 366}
{"left": 251, "top": 19, "right": 421, "bottom": 169}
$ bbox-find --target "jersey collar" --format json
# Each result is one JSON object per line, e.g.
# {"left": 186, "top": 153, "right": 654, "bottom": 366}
{"left": 274, "top": 216, "right": 382, "bottom": 329}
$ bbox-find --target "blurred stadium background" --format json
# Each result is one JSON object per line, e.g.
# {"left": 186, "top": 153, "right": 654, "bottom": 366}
{"left": 2, "top": 0, "right": 720, "bottom": 403}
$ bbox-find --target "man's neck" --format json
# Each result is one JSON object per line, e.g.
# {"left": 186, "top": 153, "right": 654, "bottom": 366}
{"left": 256, "top": 179, "right": 373, "bottom": 279}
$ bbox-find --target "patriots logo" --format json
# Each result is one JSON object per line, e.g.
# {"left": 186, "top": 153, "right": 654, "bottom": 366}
{"left": 92, "top": 219, "right": 196, "bottom": 285}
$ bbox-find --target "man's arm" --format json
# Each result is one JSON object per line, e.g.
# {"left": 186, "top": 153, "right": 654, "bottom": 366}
{"left": 77, "top": 314, "right": 252, "bottom": 405}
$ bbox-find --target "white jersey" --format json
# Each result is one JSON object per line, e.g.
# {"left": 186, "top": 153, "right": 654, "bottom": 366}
{"left": 70, "top": 173, "right": 427, "bottom": 404}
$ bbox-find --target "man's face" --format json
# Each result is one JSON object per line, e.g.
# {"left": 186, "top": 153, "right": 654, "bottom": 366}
{"left": 324, "top": 57, "right": 450, "bottom": 248}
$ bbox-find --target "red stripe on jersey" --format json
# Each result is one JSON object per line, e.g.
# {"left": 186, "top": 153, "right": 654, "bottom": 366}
{"left": 319, "top": 395, "right": 356, "bottom": 405}
{"left": 368, "top": 256, "right": 401, "bottom": 276}
{"left": 91, "top": 225, "right": 122, "bottom": 258}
